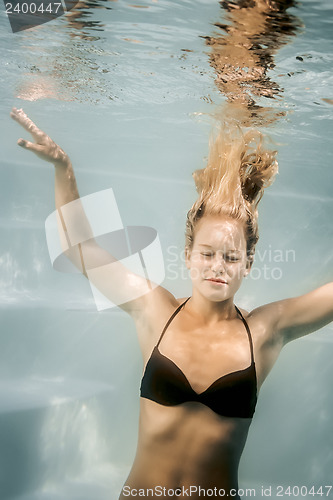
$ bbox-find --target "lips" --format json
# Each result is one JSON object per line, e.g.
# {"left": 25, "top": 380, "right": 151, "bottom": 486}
{"left": 205, "top": 278, "right": 227, "bottom": 284}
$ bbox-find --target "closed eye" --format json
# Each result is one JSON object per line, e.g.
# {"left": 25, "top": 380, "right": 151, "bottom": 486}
{"left": 226, "top": 256, "right": 240, "bottom": 262}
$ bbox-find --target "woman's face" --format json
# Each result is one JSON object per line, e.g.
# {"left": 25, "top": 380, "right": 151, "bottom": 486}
{"left": 185, "top": 215, "right": 251, "bottom": 302}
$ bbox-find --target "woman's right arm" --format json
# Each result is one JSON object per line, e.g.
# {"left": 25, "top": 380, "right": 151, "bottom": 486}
{"left": 10, "top": 108, "right": 174, "bottom": 319}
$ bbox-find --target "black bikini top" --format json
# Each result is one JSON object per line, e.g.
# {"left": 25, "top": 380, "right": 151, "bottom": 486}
{"left": 140, "top": 298, "right": 257, "bottom": 419}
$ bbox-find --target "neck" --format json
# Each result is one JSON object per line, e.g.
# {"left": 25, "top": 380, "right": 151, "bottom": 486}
{"left": 187, "top": 290, "right": 238, "bottom": 324}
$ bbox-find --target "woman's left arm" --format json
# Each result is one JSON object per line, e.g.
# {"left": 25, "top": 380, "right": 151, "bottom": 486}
{"left": 273, "top": 282, "right": 333, "bottom": 344}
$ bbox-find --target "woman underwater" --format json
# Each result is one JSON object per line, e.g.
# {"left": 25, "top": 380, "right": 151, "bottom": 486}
{"left": 10, "top": 107, "right": 333, "bottom": 499}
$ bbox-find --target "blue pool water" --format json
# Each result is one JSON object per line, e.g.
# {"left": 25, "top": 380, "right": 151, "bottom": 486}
{"left": 0, "top": 0, "right": 332, "bottom": 498}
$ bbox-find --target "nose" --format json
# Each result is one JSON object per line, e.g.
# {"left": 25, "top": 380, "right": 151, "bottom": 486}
{"left": 211, "top": 255, "right": 225, "bottom": 274}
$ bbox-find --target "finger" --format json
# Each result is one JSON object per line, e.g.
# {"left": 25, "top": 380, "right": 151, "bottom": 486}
{"left": 11, "top": 108, "right": 44, "bottom": 141}
{"left": 10, "top": 107, "right": 32, "bottom": 127}
{"left": 17, "top": 139, "right": 44, "bottom": 154}
{"left": 11, "top": 108, "right": 42, "bottom": 137}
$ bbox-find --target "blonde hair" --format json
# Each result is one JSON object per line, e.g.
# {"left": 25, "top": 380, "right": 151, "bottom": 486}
{"left": 185, "top": 124, "right": 278, "bottom": 261}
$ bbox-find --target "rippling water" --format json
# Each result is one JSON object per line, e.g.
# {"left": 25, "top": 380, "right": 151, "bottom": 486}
{"left": 0, "top": 0, "right": 332, "bottom": 113}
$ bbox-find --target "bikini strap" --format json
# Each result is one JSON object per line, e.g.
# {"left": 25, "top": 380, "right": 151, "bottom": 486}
{"left": 235, "top": 305, "right": 255, "bottom": 365}
{"left": 156, "top": 297, "right": 191, "bottom": 348}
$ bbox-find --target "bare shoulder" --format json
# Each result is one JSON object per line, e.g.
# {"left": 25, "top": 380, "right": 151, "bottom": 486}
{"left": 235, "top": 305, "right": 249, "bottom": 318}
{"left": 239, "top": 302, "right": 286, "bottom": 390}
{"left": 177, "top": 296, "right": 190, "bottom": 305}
{"left": 247, "top": 301, "right": 282, "bottom": 324}
{"left": 133, "top": 286, "right": 182, "bottom": 355}
{"left": 240, "top": 301, "right": 284, "bottom": 346}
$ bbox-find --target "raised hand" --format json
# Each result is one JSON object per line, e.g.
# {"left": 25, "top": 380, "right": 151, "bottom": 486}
{"left": 10, "top": 107, "right": 70, "bottom": 167}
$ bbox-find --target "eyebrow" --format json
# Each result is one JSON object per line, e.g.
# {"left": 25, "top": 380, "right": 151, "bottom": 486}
{"left": 198, "top": 244, "right": 242, "bottom": 253}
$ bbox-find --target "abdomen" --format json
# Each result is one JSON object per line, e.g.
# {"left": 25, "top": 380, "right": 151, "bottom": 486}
{"left": 119, "top": 399, "right": 253, "bottom": 497}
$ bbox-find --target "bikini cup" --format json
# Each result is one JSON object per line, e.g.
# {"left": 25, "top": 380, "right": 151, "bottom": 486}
{"left": 140, "top": 298, "right": 257, "bottom": 418}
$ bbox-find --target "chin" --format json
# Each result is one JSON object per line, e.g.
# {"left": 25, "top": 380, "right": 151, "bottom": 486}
{"left": 200, "top": 289, "right": 233, "bottom": 303}
{"left": 194, "top": 280, "right": 242, "bottom": 302}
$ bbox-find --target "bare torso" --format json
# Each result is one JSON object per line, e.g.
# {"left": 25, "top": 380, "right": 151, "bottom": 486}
{"left": 120, "top": 401, "right": 252, "bottom": 498}
{"left": 119, "top": 295, "right": 285, "bottom": 499}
